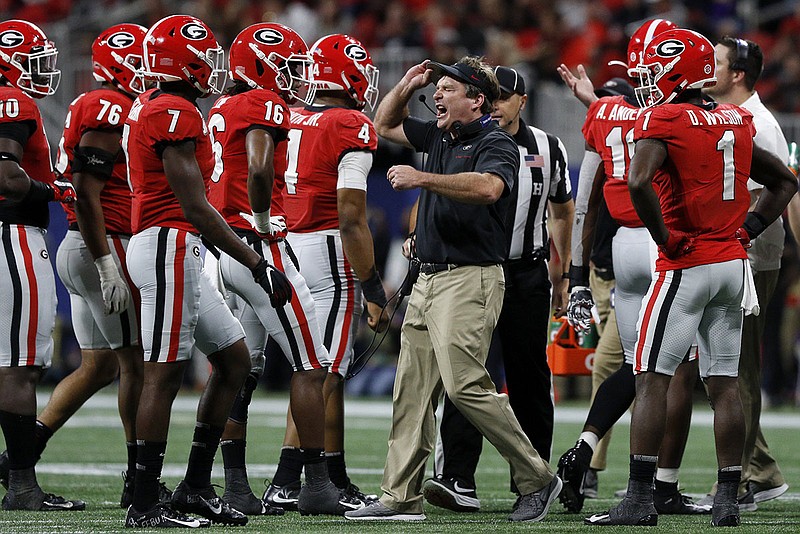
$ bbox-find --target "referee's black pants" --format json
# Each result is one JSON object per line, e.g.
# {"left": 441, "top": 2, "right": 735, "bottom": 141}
{"left": 439, "top": 258, "right": 554, "bottom": 488}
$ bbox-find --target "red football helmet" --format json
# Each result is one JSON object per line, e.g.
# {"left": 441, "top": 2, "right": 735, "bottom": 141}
{"left": 309, "top": 34, "right": 379, "bottom": 110}
{"left": 141, "top": 14, "right": 226, "bottom": 96}
{"left": 92, "top": 23, "right": 147, "bottom": 96}
{"left": 633, "top": 28, "right": 716, "bottom": 109}
{"left": 228, "top": 23, "right": 314, "bottom": 104}
{"left": 0, "top": 19, "right": 60, "bottom": 97}
{"left": 609, "top": 19, "right": 678, "bottom": 78}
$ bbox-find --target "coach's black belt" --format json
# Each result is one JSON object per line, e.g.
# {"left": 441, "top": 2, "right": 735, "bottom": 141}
{"left": 419, "top": 262, "right": 460, "bottom": 275}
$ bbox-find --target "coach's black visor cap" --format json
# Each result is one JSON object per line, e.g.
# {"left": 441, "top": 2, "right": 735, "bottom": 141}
{"left": 428, "top": 61, "right": 500, "bottom": 103}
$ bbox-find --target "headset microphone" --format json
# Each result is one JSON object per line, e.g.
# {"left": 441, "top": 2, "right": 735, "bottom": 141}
{"left": 419, "top": 94, "right": 437, "bottom": 115}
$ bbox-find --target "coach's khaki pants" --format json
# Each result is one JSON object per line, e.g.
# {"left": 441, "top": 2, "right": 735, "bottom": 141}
{"left": 740, "top": 268, "right": 785, "bottom": 492}
{"left": 379, "top": 265, "right": 553, "bottom": 513}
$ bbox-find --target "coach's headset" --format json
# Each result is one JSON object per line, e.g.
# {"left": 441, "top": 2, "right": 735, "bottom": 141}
{"left": 731, "top": 38, "right": 749, "bottom": 72}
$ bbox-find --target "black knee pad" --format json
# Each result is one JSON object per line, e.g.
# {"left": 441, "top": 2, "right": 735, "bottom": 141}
{"left": 229, "top": 372, "right": 259, "bottom": 424}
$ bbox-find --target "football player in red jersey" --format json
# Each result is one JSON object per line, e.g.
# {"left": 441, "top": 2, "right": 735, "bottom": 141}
{"left": 263, "top": 33, "right": 388, "bottom": 510}
{"left": 1, "top": 23, "right": 170, "bottom": 511}
{"left": 122, "top": 14, "right": 291, "bottom": 528}
{"left": 0, "top": 19, "right": 85, "bottom": 512}
{"left": 555, "top": 20, "right": 709, "bottom": 516}
{"left": 207, "top": 22, "right": 346, "bottom": 516}
{"left": 585, "top": 29, "right": 796, "bottom": 527}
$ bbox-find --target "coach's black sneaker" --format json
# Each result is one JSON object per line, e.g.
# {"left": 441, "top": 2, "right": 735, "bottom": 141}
{"left": 120, "top": 471, "right": 174, "bottom": 509}
{"left": 654, "top": 480, "right": 711, "bottom": 514}
{"left": 557, "top": 439, "right": 593, "bottom": 512}
{"left": 125, "top": 504, "right": 210, "bottom": 528}
{"left": 509, "top": 475, "right": 562, "bottom": 522}
{"left": 423, "top": 475, "right": 480, "bottom": 512}
{"left": 341, "top": 482, "right": 379, "bottom": 507}
{"left": 0, "top": 450, "right": 8, "bottom": 490}
{"left": 263, "top": 480, "right": 301, "bottom": 511}
{"left": 171, "top": 480, "right": 248, "bottom": 526}
{"left": 584, "top": 496, "right": 658, "bottom": 526}
{"left": 2, "top": 487, "right": 85, "bottom": 511}
{"left": 223, "top": 468, "right": 283, "bottom": 516}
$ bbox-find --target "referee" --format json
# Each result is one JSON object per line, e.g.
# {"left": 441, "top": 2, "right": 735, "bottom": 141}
{"left": 425, "top": 65, "right": 574, "bottom": 511}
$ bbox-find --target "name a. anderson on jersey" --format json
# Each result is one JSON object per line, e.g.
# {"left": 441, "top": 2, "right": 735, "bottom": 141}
{"left": 593, "top": 102, "right": 642, "bottom": 121}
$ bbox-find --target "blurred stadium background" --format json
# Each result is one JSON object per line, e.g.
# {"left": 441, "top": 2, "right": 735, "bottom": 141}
{"left": 5, "top": 0, "right": 800, "bottom": 406}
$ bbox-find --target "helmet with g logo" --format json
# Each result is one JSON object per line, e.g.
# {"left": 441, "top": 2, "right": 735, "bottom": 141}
{"left": 141, "top": 14, "right": 226, "bottom": 96}
{"left": 609, "top": 19, "right": 678, "bottom": 77}
{"left": 309, "top": 34, "right": 379, "bottom": 110}
{"left": 633, "top": 28, "right": 716, "bottom": 109}
{"left": 92, "top": 23, "right": 147, "bottom": 96}
{"left": 0, "top": 19, "right": 60, "bottom": 97}
{"left": 228, "top": 23, "right": 314, "bottom": 104}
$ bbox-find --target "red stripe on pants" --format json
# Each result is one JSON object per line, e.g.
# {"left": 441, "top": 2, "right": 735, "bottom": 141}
{"left": 167, "top": 231, "right": 187, "bottom": 362}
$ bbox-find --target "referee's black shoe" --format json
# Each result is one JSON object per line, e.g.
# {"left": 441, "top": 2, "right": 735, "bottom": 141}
{"left": 423, "top": 475, "right": 480, "bottom": 512}
{"left": 557, "top": 439, "right": 593, "bottom": 513}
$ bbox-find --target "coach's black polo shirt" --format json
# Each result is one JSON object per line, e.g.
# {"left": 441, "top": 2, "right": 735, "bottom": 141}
{"left": 402, "top": 115, "right": 519, "bottom": 265}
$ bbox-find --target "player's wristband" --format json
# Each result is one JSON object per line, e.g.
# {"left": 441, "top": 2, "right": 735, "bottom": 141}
{"left": 361, "top": 269, "right": 387, "bottom": 308}
{"left": 568, "top": 263, "right": 590, "bottom": 291}
{"left": 742, "top": 211, "right": 769, "bottom": 240}
{"left": 252, "top": 210, "right": 271, "bottom": 234}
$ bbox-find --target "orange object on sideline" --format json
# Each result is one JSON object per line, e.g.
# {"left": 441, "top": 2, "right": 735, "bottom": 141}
{"left": 546, "top": 318, "right": 595, "bottom": 376}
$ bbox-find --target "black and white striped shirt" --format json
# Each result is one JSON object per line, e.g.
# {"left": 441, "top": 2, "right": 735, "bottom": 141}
{"left": 506, "top": 119, "right": 571, "bottom": 261}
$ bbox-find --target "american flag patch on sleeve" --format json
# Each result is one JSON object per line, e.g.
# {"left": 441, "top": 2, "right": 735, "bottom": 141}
{"left": 525, "top": 154, "right": 545, "bottom": 167}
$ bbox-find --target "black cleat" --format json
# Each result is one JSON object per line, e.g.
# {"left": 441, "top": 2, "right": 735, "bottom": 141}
{"left": 171, "top": 481, "right": 248, "bottom": 526}
{"left": 120, "top": 471, "right": 173, "bottom": 509}
{"left": 222, "top": 487, "right": 283, "bottom": 516}
{"left": 125, "top": 504, "right": 210, "bottom": 528}
{"left": 423, "top": 475, "right": 480, "bottom": 512}
{"left": 297, "top": 480, "right": 349, "bottom": 516}
{"left": 557, "top": 439, "right": 593, "bottom": 512}
{"left": 584, "top": 497, "right": 658, "bottom": 526}
{"left": 262, "top": 480, "right": 300, "bottom": 511}
{"left": 654, "top": 481, "right": 711, "bottom": 515}
{"left": 341, "top": 482, "right": 379, "bottom": 506}
{"left": 2, "top": 488, "right": 86, "bottom": 511}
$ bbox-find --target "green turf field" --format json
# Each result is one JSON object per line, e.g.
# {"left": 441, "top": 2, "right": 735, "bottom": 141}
{"left": 0, "top": 389, "right": 797, "bottom": 532}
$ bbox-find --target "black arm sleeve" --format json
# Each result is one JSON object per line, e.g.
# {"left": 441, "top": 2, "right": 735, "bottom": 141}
{"left": 0, "top": 121, "right": 35, "bottom": 146}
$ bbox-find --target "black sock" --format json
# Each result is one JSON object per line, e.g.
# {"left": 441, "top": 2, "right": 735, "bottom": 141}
{"left": 221, "top": 439, "right": 246, "bottom": 470}
{"left": 272, "top": 447, "right": 303, "bottom": 487}
{"left": 302, "top": 447, "right": 325, "bottom": 466}
{"left": 326, "top": 451, "right": 349, "bottom": 488}
{"left": 0, "top": 411, "right": 37, "bottom": 470}
{"left": 718, "top": 466, "right": 741, "bottom": 487}
{"left": 133, "top": 440, "right": 167, "bottom": 511}
{"left": 126, "top": 441, "right": 137, "bottom": 476}
{"left": 33, "top": 420, "right": 53, "bottom": 460}
{"left": 184, "top": 423, "right": 224, "bottom": 489}
{"left": 630, "top": 454, "right": 657, "bottom": 484}
{"left": 586, "top": 364, "right": 636, "bottom": 436}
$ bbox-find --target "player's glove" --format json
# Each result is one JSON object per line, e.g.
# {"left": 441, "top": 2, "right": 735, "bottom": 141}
{"left": 50, "top": 180, "right": 77, "bottom": 204}
{"left": 252, "top": 259, "right": 292, "bottom": 308}
{"left": 658, "top": 231, "right": 695, "bottom": 260}
{"left": 94, "top": 254, "right": 130, "bottom": 315}
{"left": 567, "top": 286, "right": 594, "bottom": 333}
{"left": 735, "top": 227, "right": 752, "bottom": 250}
